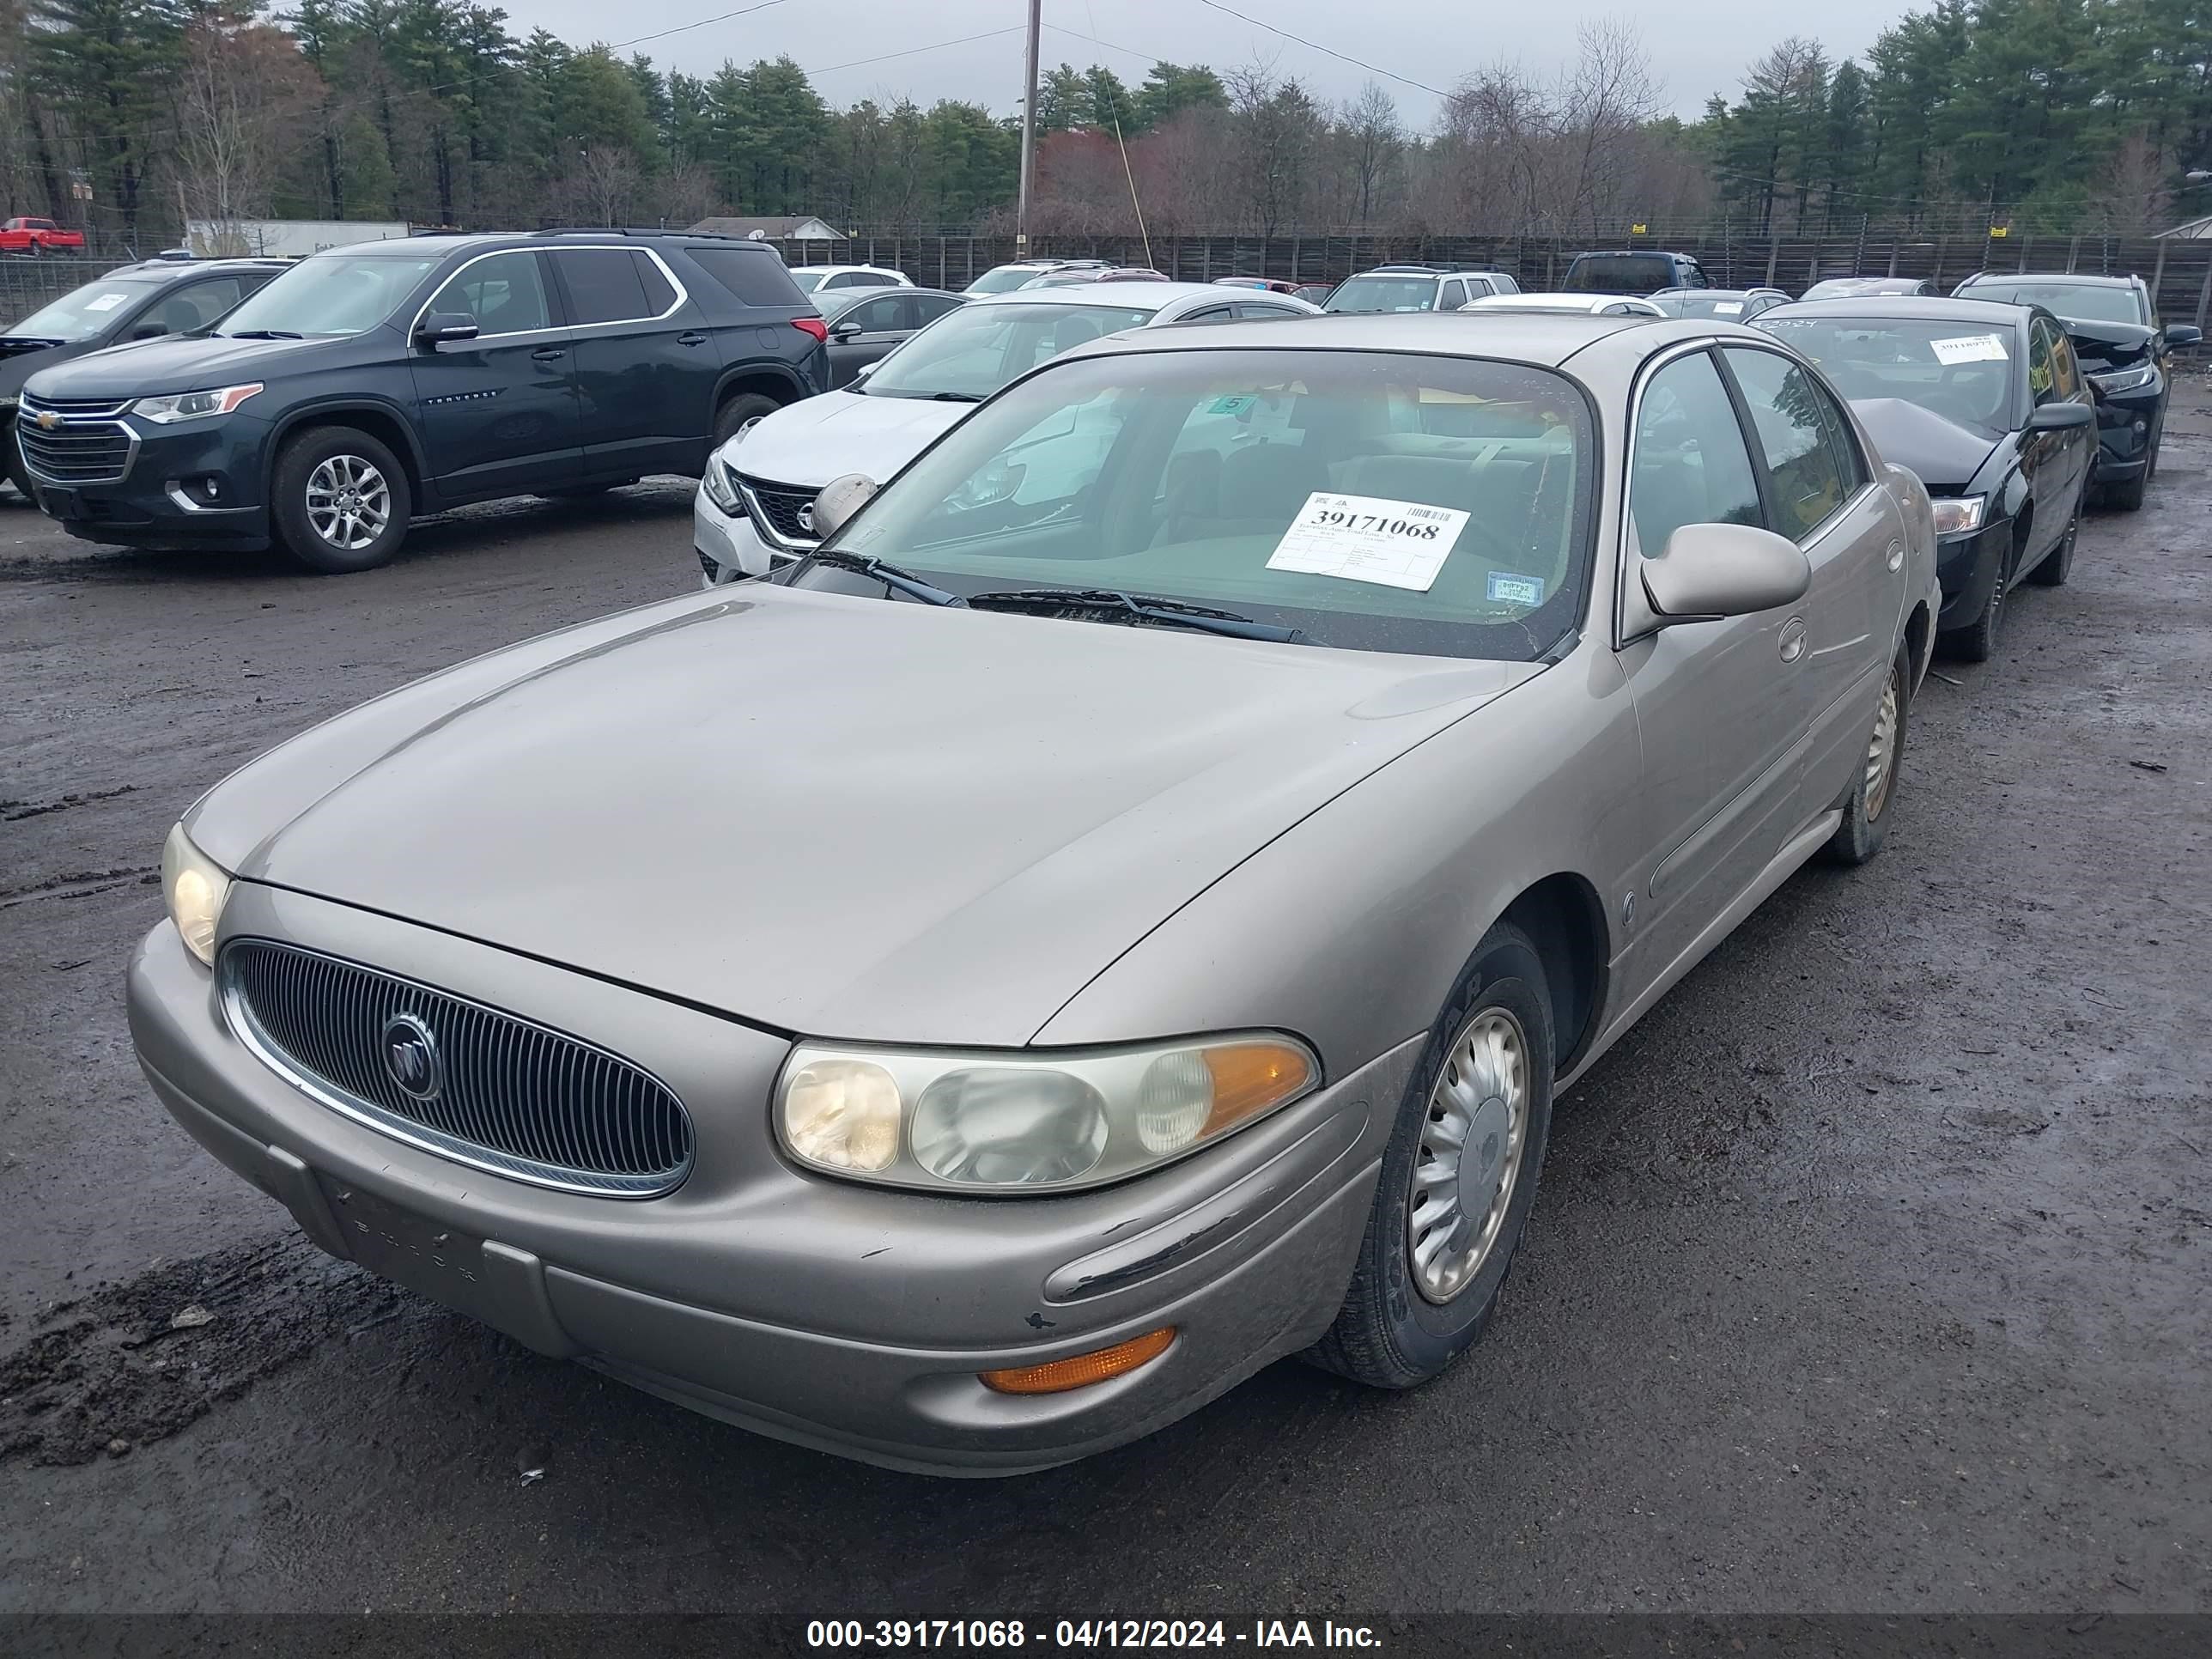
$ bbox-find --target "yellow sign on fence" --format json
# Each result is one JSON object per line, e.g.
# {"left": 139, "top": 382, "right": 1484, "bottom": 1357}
{"left": 1631, "top": 222, "right": 1649, "bottom": 235}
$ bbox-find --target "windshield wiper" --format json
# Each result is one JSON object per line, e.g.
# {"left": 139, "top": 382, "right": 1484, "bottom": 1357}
{"left": 965, "top": 587, "right": 1309, "bottom": 643}
{"left": 221, "top": 329, "right": 303, "bottom": 340}
{"left": 926, "top": 391, "right": 985, "bottom": 402}
{"left": 799, "top": 549, "right": 967, "bottom": 606}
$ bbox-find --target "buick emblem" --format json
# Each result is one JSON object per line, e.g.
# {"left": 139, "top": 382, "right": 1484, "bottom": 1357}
{"left": 382, "top": 1012, "right": 443, "bottom": 1102}
{"left": 796, "top": 500, "right": 815, "bottom": 533}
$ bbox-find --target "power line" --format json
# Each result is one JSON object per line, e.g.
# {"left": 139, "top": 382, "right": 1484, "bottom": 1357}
{"left": 1187, "top": 0, "right": 1452, "bottom": 100}
{"left": 813, "top": 27, "right": 1024, "bottom": 79}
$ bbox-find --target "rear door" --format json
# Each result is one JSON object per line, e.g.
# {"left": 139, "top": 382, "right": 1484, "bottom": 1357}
{"left": 407, "top": 249, "right": 585, "bottom": 502}
{"left": 1718, "top": 343, "right": 1899, "bottom": 824}
{"left": 1613, "top": 345, "right": 1807, "bottom": 1000}
{"left": 549, "top": 245, "right": 716, "bottom": 481}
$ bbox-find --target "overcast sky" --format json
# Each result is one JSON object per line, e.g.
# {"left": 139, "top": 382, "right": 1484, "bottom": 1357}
{"left": 519, "top": 0, "right": 1905, "bottom": 124}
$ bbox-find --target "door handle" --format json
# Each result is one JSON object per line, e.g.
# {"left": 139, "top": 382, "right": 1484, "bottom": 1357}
{"left": 1778, "top": 617, "right": 1808, "bottom": 663}
{"left": 530, "top": 346, "right": 566, "bottom": 362}
{"left": 678, "top": 331, "right": 708, "bottom": 346}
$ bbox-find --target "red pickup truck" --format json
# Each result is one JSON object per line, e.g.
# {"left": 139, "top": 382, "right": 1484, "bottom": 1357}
{"left": 0, "top": 217, "right": 85, "bottom": 254}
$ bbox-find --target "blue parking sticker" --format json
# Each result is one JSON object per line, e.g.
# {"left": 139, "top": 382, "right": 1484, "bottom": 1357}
{"left": 1207, "top": 395, "right": 1256, "bottom": 416}
{"left": 1488, "top": 572, "right": 1546, "bottom": 606}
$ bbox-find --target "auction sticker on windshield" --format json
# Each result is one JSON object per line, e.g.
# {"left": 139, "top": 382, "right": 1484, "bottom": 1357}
{"left": 1930, "top": 333, "right": 2008, "bottom": 365}
{"left": 1266, "top": 492, "right": 1468, "bottom": 592}
{"left": 84, "top": 293, "right": 130, "bottom": 313}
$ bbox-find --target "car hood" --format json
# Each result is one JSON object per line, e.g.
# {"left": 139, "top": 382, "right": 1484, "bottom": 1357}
{"left": 22, "top": 332, "right": 334, "bottom": 400}
{"left": 719, "top": 389, "right": 969, "bottom": 487}
{"left": 190, "top": 586, "right": 1539, "bottom": 1046}
{"left": 2057, "top": 317, "right": 2155, "bottom": 372}
{"left": 1849, "top": 398, "right": 2005, "bottom": 495}
{"left": 0, "top": 338, "right": 75, "bottom": 396}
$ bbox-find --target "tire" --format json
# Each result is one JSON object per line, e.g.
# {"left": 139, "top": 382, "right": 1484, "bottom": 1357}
{"left": 1937, "top": 533, "right": 2014, "bottom": 664}
{"left": 1825, "top": 645, "right": 1910, "bottom": 866}
{"left": 711, "top": 392, "right": 780, "bottom": 451}
{"left": 2026, "top": 486, "right": 2081, "bottom": 587}
{"left": 4, "top": 429, "right": 33, "bottom": 501}
{"left": 2103, "top": 468, "right": 2147, "bottom": 512}
{"left": 270, "top": 426, "right": 410, "bottom": 574}
{"left": 1306, "top": 921, "right": 1555, "bottom": 1389}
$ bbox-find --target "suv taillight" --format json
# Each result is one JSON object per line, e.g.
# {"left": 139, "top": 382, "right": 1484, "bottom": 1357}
{"left": 791, "top": 317, "right": 829, "bottom": 343}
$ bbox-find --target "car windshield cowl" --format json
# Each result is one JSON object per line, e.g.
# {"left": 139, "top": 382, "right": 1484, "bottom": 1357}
{"left": 965, "top": 586, "right": 1312, "bottom": 643}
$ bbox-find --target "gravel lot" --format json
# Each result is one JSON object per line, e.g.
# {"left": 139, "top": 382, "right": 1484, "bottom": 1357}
{"left": 2, "top": 392, "right": 2208, "bottom": 1622}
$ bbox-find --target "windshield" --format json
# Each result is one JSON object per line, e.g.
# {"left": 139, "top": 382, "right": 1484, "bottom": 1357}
{"left": 1323, "top": 276, "right": 1439, "bottom": 313}
{"left": 817, "top": 347, "right": 1595, "bottom": 661}
{"left": 966, "top": 267, "right": 1043, "bottom": 294}
{"left": 6, "top": 278, "right": 163, "bottom": 342}
{"left": 861, "top": 301, "right": 1155, "bottom": 400}
{"left": 1956, "top": 281, "right": 2143, "bottom": 326}
{"left": 216, "top": 252, "right": 441, "bottom": 337}
{"left": 787, "top": 270, "right": 830, "bottom": 293}
{"left": 1757, "top": 316, "right": 2018, "bottom": 429}
{"left": 1651, "top": 293, "right": 1759, "bottom": 319}
{"left": 1564, "top": 255, "right": 1674, "bottom": 295}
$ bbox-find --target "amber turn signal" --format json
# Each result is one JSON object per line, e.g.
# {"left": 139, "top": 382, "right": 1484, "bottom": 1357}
{"left": 1201, "top": 1041, "right": 1316, "bottom": 1136}
{"left": 979, "top": 1327, "right": 1176, "bottom": 1395}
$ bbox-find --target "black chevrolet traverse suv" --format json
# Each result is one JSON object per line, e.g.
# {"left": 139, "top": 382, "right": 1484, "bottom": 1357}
{"left": 20, "top": 231, "right": 830, "bottom": 571}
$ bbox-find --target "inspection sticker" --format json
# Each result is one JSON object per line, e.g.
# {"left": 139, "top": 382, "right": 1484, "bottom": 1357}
{"left": 1267, "top": 492, "right": 1468, "bottom": 592}
{"left": 83, "top": 293, "right": 130, "bottom": 313}
{"left": 1713, "top": 301, "right": 1744, "bottom": 314}
{"left": 1930, "top": 332, "right": 2008, "bottom": 365}
{"left": 1488, "top": 571, "right": 1547, "bottom": 605}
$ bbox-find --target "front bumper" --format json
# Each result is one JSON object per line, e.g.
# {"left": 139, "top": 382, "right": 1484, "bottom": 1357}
{"left": 27, "top": 410, "right": 270, "bottom": 549}
{"left": 127, "top": 886, "right": 1404, "bottom": 1475}
{"left": 693, "top": 486, "right": 773, "bottom": 586}
{"left": 2091, "top": 391, "right": 2159, "bottom": 483}
{"left": 1934, "top": 520, "right": 2008, "bottom": 631}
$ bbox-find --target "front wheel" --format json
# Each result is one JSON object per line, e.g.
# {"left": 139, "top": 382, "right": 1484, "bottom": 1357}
{"left": 270, "top": 427, "right": 411, "bottom": 574}
{"left": 2102, "top": 468, "right": 2148, "bottom": 512}
{"left": 1305, "top": 921, "right": 1555, "bottom": 1389}
{"left": 1825, "top": 646, "right": 1909, "bottom": 866}
{"left": 711, "top": 392, "right": 781, "bottom": 451}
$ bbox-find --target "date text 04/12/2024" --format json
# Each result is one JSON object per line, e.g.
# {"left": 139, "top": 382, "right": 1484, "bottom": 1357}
{"left": 805, "top": 1620, "right": 1383, "bottom": 1649}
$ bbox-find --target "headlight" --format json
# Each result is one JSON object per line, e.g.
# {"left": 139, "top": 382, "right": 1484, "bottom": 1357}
{"left": 2087, "top": 362, "right": 2158, "bottom": 396}
{"left": 130, "top": 383, "right": 264, "bottom": 424}
{"left": 701, "top": 453, "right": 745, "bottom": 514}
{"left": 161, "top": 823, "right": 231, "bottom": 967}
{"left": 776, "top": 1035, "right": 1321, "bottom": 1192}
{"left": 1929, "top": 495, "right": 1986, "bottom": 537}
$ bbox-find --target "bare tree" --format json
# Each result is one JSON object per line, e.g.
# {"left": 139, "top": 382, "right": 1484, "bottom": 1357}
{"left": 2092, "top": 131, "right": 2172, "bottom": 236}
{"left": 562, "top": 148, "right": 645, "bottom": 228}
{"left": 177, "top": 15, "right": 315, "bottom": 251}
{"left": 1225, "top": 62, "right": 1322, "bottom": 236}
{"left": 1341, "top": 81, "right": 1402, "bottom": 226}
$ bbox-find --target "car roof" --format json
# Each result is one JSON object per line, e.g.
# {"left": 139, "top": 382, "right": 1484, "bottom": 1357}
{"left": 107, "top": 258, "right": 289, "bottom": 279}
{"left": 1956, "top": 271, "right": 2136, "bottom": 288}
{"left": 818, "top": 284, "right": 962, "bottom": 310}
{"left": 1652, "top": 286, "right": 1780, "bottom": 298}
{"left": 968, "top": 281, "right": 1260, "bottom": 316}
{"left": 1761, "top": 295, "right": 2038, "bottom": 325}
{"left": 1053, "top": 309, "right": 1736, "bottom": 372}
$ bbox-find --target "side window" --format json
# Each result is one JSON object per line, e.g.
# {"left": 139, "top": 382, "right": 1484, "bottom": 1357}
{"left": 684, "top": 246, "right": 808, "bottom": 307}
{"left": 1441, "top": 280, "right": 1466, "bottom": 308}
{"left": 1631, "top": 350, "right": 1765, "bottom": 558}
{"left": 632, "top": 252, "right": 677, "bottom": 315}
{"left": 428, "top": 251, "right": 550, "bottom": 335}
{"left": 843, "top": 295, "right": 903, "bottom": 332}
{"left": 555, "top": 248, "right": 651, "bottom": 326}
{"left": 173, "top": 278, "right": 245, "bottom": 328}
{"left": 1232, "top": 301, "right": 1299, "bottom": 319}
{"left": 2027, "top": 321, "right": 2057, "bottom": 403}
{"left": 2045, "top": 322, "right": 2081, "bottom": 398}
{"left": 915, "top": 295, "right": 963, "bottom": 325}
{"left": 1180, "top": 304, "right": 1234, "bottom": 322}
{"left": 1722, "top": 347, "right": 1852, "bottom": 540}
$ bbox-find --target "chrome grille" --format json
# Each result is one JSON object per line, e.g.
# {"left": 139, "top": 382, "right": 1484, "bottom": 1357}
{"left": 17, "top": 396, "right": 134, "bottom": 484}
{"left": 221, "top": 939, "right": 693, "bottom": 1197}
{"left": 739, "top": 476, "right": 819, "bottom": 547}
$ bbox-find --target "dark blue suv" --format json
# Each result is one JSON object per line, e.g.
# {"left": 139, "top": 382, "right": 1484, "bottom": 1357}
{"left": 20, "top": 231, "right": 829, "bottom": 571}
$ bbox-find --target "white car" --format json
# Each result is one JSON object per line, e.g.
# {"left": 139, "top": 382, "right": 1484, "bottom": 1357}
{"left": 695, "top": 283, "right": 1319, "bottom": 584}
{"left": 785, "top": 264, "right": 911, "bottom": 295}
{"left": 963, "top": 259, "right": 1111, "bottom": 295}
{"left": 1462, "top": 293, "right": 1666, "bottom": 318}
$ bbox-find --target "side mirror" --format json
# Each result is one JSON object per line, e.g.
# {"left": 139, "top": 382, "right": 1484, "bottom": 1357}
{"left": 414, "top": 311, "right": 479, "bottom": 347}
{"left": 829, "top": 320, "right": 861, "bottom": 342}
{"left": 2027, "top": 401, "right": 2094, "bottom": 431}
{"left": 2166, "top": 324, "right": 2202, "bottom": 349}
{"left": 810, "top": 472, "right": 879, "bottom": 539}
{"left": 1643, "top": 523, "right": 1811, "bottom": 623}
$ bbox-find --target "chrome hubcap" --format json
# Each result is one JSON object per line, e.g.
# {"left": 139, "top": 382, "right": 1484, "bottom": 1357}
{"left": 1864, "top": 670, "right": 1901, "bottom": 822}
{"left": 306, "top": 455, "right": 390, "bottom": 550}
{"left": 1408, "top": 1007, "right": 1528, "bottom": 1304}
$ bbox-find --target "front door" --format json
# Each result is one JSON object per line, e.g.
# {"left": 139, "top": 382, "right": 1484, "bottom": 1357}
{"left": 549, "top": 246, "right": 718, "bottom": 481}
{"left": 407, "top": 249, "right": 583, "bottom": 503}
{"left": 1613, "top": 346, "right": 1808, "bottom": 1000}
{"left": 1718, "top": 344, "right": 1900, "bottom": 820}
{"left": 826, "top": 291, "right": 916, "bottom": 388}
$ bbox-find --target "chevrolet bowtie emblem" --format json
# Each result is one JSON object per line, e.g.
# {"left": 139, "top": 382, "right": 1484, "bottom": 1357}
{"left": 34, "top": 410, "right": 58, "bottom": 429}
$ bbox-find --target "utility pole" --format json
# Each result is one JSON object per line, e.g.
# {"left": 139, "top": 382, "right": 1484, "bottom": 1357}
{"left": 1017, "top": 0, "right": 1041, "bottom": 258}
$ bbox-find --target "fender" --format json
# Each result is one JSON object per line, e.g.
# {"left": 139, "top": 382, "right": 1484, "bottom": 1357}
{"left": 711, "top": 358, "right": 814, "bottom": 409}
{"left": 264, "top": 395, "right": 440, "bottom": 512}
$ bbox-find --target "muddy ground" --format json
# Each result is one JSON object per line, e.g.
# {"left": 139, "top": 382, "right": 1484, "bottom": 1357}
{"left": 1, "top": 400, "right": 2207, "bottom": 1625}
